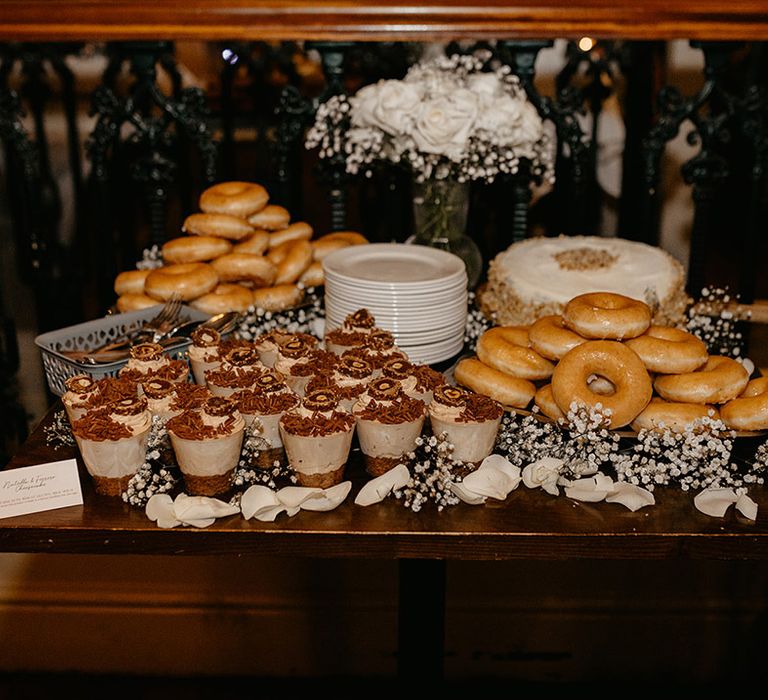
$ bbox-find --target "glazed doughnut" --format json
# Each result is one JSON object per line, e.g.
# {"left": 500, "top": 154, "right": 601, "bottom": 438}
{"left": 251, "top": 284, "right": 304, "bottom": 311}
{"left": 266, "top": 240, "right": 292, "bottom": 266}
{"left": 528, "top": 315, "right": 587, "bottom": 361}
{"left": 144, "top": 262, "right": 219, "bottom": 302}
{"left": 268, "top": 222, "right": 313, "bottom": 249}
{"left": 631, "top": 397, "right": 719, "bottom": 433}
{"left": 298, "top": 260, "right": 325, "bottom": 288}
{"left": 550, "top": 340, "right": 652, "bottom": 428}
{"left": 534, "top": 384, "right": 565, "bottom": 422}
{"left": 210, "top": 253, "right": 277, "bottom": 287}
{"left": 232, "top": 230, "right": 270, "bottom": 256}
{"left": 190, "top": 283, "right": 253, "bottom": 315}
{"left": 653, "top": 355, "right": 749, "bottom": 404}
{"left": 319, "top": 231, "right": 369, "bottom": 246}
{"left": 454, "top": 357, "right": 535, "bottom": 409}
{"left": 161, "top": 235, "right": 232, "bottom": 264}
{"left": 182, "top": 213, "right": 255, "bottom": 241}
{"left": 476, "top": 326, "right": 555, "bottom": 381}
{"left": 311, "top": 236, "right": 350, "bottom": 261}
{"left": 247, "top": 204, "right": 290, "bottom": 230}
{"left": 624, "top": 325, "right": 708, "bottom": 374}
{"left": 116, "top": 292, "right": 159, "bottom": 313}
{"left": 563, "top": 292, "right": 652, "bottom": 340}
{"left": 275, "top": 239, "right": 313, "bottom": 285}
{"left": 199, "top": 181, "right": 269, "bottom": 218}
{"left": 114, "top": 269, "right": 150, "bottom": 296}
{"left": 718, "top": 377, "right": 768, "bottom": 431}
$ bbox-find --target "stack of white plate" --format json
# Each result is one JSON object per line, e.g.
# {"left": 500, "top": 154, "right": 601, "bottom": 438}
{"left": 322, "top": 243, "right": 468, "bottom": 365}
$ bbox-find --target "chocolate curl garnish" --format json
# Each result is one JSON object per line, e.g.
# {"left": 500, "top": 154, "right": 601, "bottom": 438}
{"left": 224, "top": 346, "right": 260, "bottom": 367}
{"left": 365, "top": 330, "right": 395, "bottom": 350}
{"left": 346, "top": 308, "right": 376, "bottom": 329}
{"left": 255, "top": 371, "right": 284, "bottom": 393}
{"left": 130, "top": 342, "right": 165, "bottom": 361}
{"left": 303, "top": 388, "right": 338, "bottom": 412}
{"left": 191, "top": 327, "right": 221, "bottom": 347}
{"left": 382, "top": 358, "right": 413, "bottom": 380}
{"left": 111, "top": 396, "right": 148, "bottom": 416}
{"left": 143, "top": 378, "right": 176, "bottom": 399}
{"left": 367, "top": 377, "right": 400, "bottom": 400}
{"left": 433, "top": 384, "right": 467, "bottom": 407}
{"left": 65, "top": 374, "right": 97, "bottom": 393}
{"left": 281, "top": 338, "right": 312, "bottom": 359}
{"left": 203, "top": 396, "right": 236, "bottom": 417}
{"left": 337, "top": 356, "right": 373, "bottom": 379}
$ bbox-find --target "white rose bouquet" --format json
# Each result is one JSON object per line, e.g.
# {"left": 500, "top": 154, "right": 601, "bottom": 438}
{"left": 306, "top": 53, "right": 555, "bottom": 184}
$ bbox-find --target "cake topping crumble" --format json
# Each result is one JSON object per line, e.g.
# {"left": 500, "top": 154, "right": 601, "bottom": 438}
{"left": 554, "top": 247, "right": 618, "bottom": 271}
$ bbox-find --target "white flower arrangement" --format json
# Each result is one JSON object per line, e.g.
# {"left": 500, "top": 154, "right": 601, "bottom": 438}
{"left": 306, "top": 53, "right": 555, "bottom": 184}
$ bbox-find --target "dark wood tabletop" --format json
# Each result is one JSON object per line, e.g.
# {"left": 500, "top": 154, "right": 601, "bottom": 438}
{"left": 1, "top": 1, "right": 768, "bottom": 42}
{"left": 2, "top": 404, "right": 767, "bottom": 560}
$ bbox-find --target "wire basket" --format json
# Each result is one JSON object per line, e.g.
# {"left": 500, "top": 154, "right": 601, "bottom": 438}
{"left": 35, "top": 305, "right": 212, "bottom": 396}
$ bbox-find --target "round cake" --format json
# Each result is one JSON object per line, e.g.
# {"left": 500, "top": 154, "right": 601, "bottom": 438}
{"left": 480, "top": 235, "right": 690, "bottom": 326}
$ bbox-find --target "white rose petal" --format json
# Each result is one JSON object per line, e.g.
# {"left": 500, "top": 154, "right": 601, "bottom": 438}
{"left": 606, "top": 483, "right": 656, "bottom": 512}
{"left": 735, "top": 493, "right": 758, "bottom": 521}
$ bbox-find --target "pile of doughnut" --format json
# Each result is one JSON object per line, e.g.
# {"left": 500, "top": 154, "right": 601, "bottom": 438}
{"left": 113, "top": 180, "right": 368, "bottom": 315}
{"left": 455, "top": 291, "right": 767, "bottom": 433}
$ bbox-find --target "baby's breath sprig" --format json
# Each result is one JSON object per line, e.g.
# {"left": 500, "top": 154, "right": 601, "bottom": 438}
{"left": 237, "top": 287, "right": 325, "bottom": 342}
{"left": 230, "top": 420, "right": 297, "bottom": 498}
{"left": 44, "top": 410, "right": 76, "bottom": 448}
{"left": 464, "top": 291, "right": 494, "bottom": 352}
{"left": 122, "top": 416, "right": 179, "bottom": 507}
{"left": 135, "top": 244, "right": 164, "bottom": 270}
{"left": 392, "top": 432, "right": 464, "bottom": 512}
{"left": 686, "top": 286, "right": 746, "bottom": 358}
{"left": 610, "top": 415, "right": 765, "bottom": 492}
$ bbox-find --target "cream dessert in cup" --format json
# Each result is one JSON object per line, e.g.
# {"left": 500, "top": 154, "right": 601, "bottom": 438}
{"left": 167, "top": 395, "right": 246, "bottom": 497}
{"left": 72, "top": 396, "right": 152, "bottom": 497}
{"left": 62, "top": 374, "right": 101, "bottom": 423}
{"left": 381, "top": 358, "right": 444, "bottom": 405}
{"left": 279, "top": 387, "right": 356, "bottom": 488}
{"left": 341, "top": 330, "right": 408, "bottom": 376}
{"left": 254, "top": 330, "right": 318, "bottom": 368}
{"left": 353, "top": 377, "right": 426, "bottom": 477}
{"left": 231, "top": 370, "right": 300, "bottom": 468}
{"left": 205, "top": 345, "right": 265, "bottom": 397}
{"left": 188, "top": 326, "right": 222, "bottom": 385}
{"left": 118, "top": 342, "right": 189, "bottom": 388}
{"left": 427, "top": 385, "right": 504, "bottom": 469}
{"left": 307, "top": 355, "right": 374, "bottom": 411}
{"left": 324, "top": 308, "right": 378, "bottom": 355}
{"left": 278, "top": 348, "right": 338, "bottom": 397}
{"left": 143, "top": 377, "right": 211, "bottom": 422}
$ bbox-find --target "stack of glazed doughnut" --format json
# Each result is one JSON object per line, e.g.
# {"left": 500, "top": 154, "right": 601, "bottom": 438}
{"left": 455, "top": 290, "right": 764, "bottom": 433}
{"left": 114, "top": 180, "right": 369, "bottom": 315}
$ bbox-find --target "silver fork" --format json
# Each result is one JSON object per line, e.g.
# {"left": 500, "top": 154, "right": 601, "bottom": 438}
{"left": 130, "top": 294, "right": 183, "bottom": 343}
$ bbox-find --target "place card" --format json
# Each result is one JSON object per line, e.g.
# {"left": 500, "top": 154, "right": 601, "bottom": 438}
{"left": 0, "top": 459, "right": 83, "bottom": 519}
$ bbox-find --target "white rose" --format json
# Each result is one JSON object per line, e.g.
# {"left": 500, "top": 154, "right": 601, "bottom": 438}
{"left": 522, "top": 457, "right": 563, "bottom": 496}
{"left": 411, "top": 88, "right": 478, "bottom": 160}
{"left": 466, "top": 72, "right": 503, "bottom": 99}
{"left": 510, "top": 100, "right": 544, "bottom": 148}
{"left": 475, "top": 94, "right": 523, "bottom": 135}
{"left": 350, "top": 80, "right": 422, "bottom": 136}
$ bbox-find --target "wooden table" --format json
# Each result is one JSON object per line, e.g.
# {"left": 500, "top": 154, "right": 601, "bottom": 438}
{"left": 3, "top": 405, "right": 768, "bottom": 678}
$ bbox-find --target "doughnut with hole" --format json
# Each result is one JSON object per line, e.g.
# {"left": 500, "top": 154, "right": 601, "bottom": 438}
{"left": 299, "top": 260, "right": 325, "bottom": 288}
{"left": 563, "top": 291, "right": 652, "bottom": 340}
{"left": 251, "top": 284, "right": 304, "bottom": 312}
{"left": 454, "top": 357, "right": 536, "bottom": 409}
{"left": 116, "top": 292, "right": 159, "bottom": 313}
{"left": 653, "top": 355, "right": 749, "bottom": 404}
{"left": 318, "top": 230, "right": 369, "bottom": 246}
{"left": 232, "top": 230, "right": 270, "bottom": 256}
{"left": 550, "top": 340, "right": 652, "bottom": 428}
{"left": 190, "top": 283, "right": 254, "bottom": 315}
{"left": 528, "top": 314, "right": 587, "bottom": 361}
{"left": 114, "top": 269, "right": 151, "bottom": 296}
{"left": 246, "top": 204, "right": 290, "bottom": 230}
{"left": 199, "top": 181, "right": 269, "bottom": 218}
{"left": 534, "top": 384, "right": 566, "bottom": 422}
{"left": 631, "top": 397, "right": 720, "bottom": 433}
{"left": 210, "top": 253, "right": 277, "bottom": 287}
{"left": 624, "top": 325, "right": 708, "bottom": 374}
{"left": 161, "top": 235, "right": 233, "bottom": 264}
{"left": 275, "top": 239, "right": 313, "bottom": 285}
{"left": 718, "top": 377, "right": 768, "bottom": 431}
{"left": 476, "top": 326, "right": 555, "bottom": 380}
{"left": 268, "top": 222, "right": 313, "bottom": 248}
{"left": 144, "top": 262, "right": 219, "bottom": 302}
{"left": 182, "top": 213, "right": 255, "bottom": 241}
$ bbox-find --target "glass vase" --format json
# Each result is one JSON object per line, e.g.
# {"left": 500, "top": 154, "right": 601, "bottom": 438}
{"left": 411, "top": 177, "right": 483, "bottom": 289}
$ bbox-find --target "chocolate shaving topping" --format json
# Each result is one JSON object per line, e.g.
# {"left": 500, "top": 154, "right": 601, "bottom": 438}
{"left": 204, "top": 395, "right": 237, "bottom": 417}
{"left": 324, "top": 327, "right": 369, "bottom": 346}
{"left": 347, "top": 308, "right": 376, "bottom": 329}
{"left": 354, "top": 395, "right": 425, "bottom": 424}
{"left": 381, "top": 358, "right": 414, "bottom": 380}
{"left": 365, "top": 330, "right": 395, "bottom": 351}
{"left": 308, "top": 375, "right": 365, "bottom": 401}
{"left": 143, "top": 378, "right": 176, "bottom": 399}
{"left": 130, "top": 342, "right": 165, "bottom": 361}
{"left": 191, "top": 327, "right": 221, "bottom": 347}
{"left": 112, "top": 396, "right": 148, "bottom": 416}
{"left": 458, "top": 393, "right": 504, "bottom": 422}
{"left": 167, "top": 409, "right": 237, "bottom": 440}
{"left": 233, "top": 388, "right": 299, "bottom": 415}
{"left": 169, "top": 383, "right": 211, "bottom": 410}
{"left": 433, "top": 384, "right": 468, "bottom": 407}
{"left": 279, "top": 409, "right": 355, "bottom": 437}
{"left": 413, "top": 364, "right": 445, "bottom": 391}
{"left": 72, "top": 406, "right": 133, "bottom": 441}
{"left": 206, "top": 365, "right": 264, "bottom": 388}
{"left": 289, "top": 349, "right": 338, "bottom": 376}
{"left": 84, "top": 377, "right": 137, "bottom": 408}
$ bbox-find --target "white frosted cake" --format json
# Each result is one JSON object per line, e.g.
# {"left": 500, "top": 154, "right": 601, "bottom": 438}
{"left": 480, "top": 235, "right": 689, "bottom": 326}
